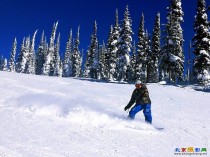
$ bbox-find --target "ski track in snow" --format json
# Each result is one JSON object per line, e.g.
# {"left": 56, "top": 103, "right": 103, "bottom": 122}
{"left": 0, "top": 71, "right": 209, "bottom": 157}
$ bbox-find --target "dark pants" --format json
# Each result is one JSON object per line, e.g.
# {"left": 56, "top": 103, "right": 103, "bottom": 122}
{"left": 129, "top": 104, "right": 152, "bottom": 123}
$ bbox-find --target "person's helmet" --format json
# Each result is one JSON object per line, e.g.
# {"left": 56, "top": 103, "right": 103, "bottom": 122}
{"left": 135, "top": 80, "right": 142, "bottom": 85}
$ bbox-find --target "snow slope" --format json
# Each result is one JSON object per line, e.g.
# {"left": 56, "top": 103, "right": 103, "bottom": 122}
{"left": 0, "top": 71, "right": 209, "bottom": 157}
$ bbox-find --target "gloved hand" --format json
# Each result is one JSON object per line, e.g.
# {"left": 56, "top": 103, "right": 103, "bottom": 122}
{"left": 124, "top": 106, "right": 129, "bottom": 111}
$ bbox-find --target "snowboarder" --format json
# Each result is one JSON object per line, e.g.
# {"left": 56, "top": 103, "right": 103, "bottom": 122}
{"left": 124, "top": 80, "right": 152, "bottom": 123}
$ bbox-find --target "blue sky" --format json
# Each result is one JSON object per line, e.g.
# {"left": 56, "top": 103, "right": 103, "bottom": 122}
{"left": 0, "top": 0, "right": 209, "bottom": 61}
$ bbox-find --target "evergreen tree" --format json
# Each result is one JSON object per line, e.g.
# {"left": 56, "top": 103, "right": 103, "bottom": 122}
{"left": 26, "top": 30, "right": 37, "bottom": 74}
{"left": 36, "top": 31, "right": 47, "bottom": 75}
{"left": 9, "top": 38, "right": 17, "bottom": 72}
{"left": 54, "top": 33, "right": 62, "bottom": 76}
{"left": 63, "top": 29, "right": 73, "bottom": 77}
{"left": 2, "top": 58, "right": 7, "bottom": 71}
{"left": 16, "top": 38, "right": 28, "bottom": 73}
{"left": 128, "top": 41, "right": 137, "bottom": 82}
{"left": 92, "top": 22, "right": 100, "bottom": 79}
{"left": 93, "top": 41, "right": 100, "bottom": 80}
{"left": 59, "top": 60, "right": 63, "bottom": 77}
{"left": 159, "top": 0, "right": 184, "bottom": 83}
{"left": 24, "top": 36, "right": 31, "bottom": 73}
{"left": 145, "top": 31, "right": 153, "bottom": 83}
{"left": 117, "top": 5, "right": 133, "bottom": 82}
{"left": 80, "top": 49, "right": 84, "bottom": 77}
{"left": 106, "top": 25, "right": 113, "bottom": 80}
{"left": 99, "top": 42, "right": 107, "bottom": 80}
{"left": 193, "top": 0, "right": 210, "bottom": 84}
{"left": 136, "top": 13, "right": 147, "bottom": 82}
{"left": 0, "top": 56, "right": 7, "bottom": 71}
{"left": 72, "top": 26, "right": 82, "bottom": 77}
{"left": 113, "top": 9, "right": 121, "bottom": 59}
{"left": 186, "top": 41, "right": 194, "bottom": 83}
{"left": 109, "top": 9, "right": 121, "bottom": 81}
{"left": 150, "top": 13, "right": 161, "bottom": 82}
{"left": 43, "top": 21, "right": 58, "bottom": 76}
{"left": 152, "top": 13, "right": 161, "bottom": 60}
{"left": 84, "top": 21, "right": 98, "bottom": 79}
{"left": 3, "top": 59, "right": 7, "bottom": 71}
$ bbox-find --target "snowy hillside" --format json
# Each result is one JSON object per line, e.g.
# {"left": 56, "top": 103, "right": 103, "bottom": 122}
{"left": 0, "top": 71, "right": 209, "bottom": 157}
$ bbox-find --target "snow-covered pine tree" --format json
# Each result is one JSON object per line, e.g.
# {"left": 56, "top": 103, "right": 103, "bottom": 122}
{"left": 63, "top": 29, "right": 73, "bottom": 77}
{"left": 145, "top": 31, "right": 153, "bottom": 83}
{"left": 106, "top": 25, "right": 113, "bottom": 80}
{"left": 84, "top": 55, "right": 90, "bottom": 78}
{"left": 92, "top": 22, "right": 100, "bottom": 79}
{"left": 84, "top": 21, "right": 98, "bottom": 79}
{"left": 93, "top": 41, "right": 100, "bottom": 80}
{"left": 59, "top": 60, "right": 63, "bottom": 77}
{"left": 159, "top": 16, "right": 171, "bottom": 81}
{"left": 80, "top": 49, "right": 84, "bottom": 77}
{"left": 150, "top": 13, "right": 161, "bottom": 82}
{"left": 42, "top": 36, "right": 49, "bottom": 73}
{"left": 0, "top": 56, "right": 7, "bottom": 71}
{"left": 23, "top": 36, "right": 31, "bottom": 73}
{"left": 193, "top": 0, "right": 210, "bottom": 84}
{"left": 72, "top": 26, "right": 82, "bottom": 77}
{"left": 2, "top": 58, "right": 7, "bottom": 71}
{"left": 108, "top": 9, "right": 121, "bottom": 81}
{"left": 113, "top": 9, "right": 121, "bottom": 60}
{"left": 16, "top": 38, "right": 28, "bottom": 73}
{"left": 186, "top": 41, "right": 194, "bottom": 83}
{"left": 99, "top": 42, "right": 107, "bottom": 80}
{"left": 54, "top": 33, "right": 62, "bottom": 77}
{"left": 9, "top": 38, "right": 17, "bottom": 72}
{"left": 128, "top": 41, "right": 136, "bottom": 82}
{"left": 152, "top": 13, "right": 161, "bottom": 60}
{"left": 136, "top": 13, "right": 147, "bottom": 83}
{"left": 43, "top": 21, "right": 58, "bottom": 76}
{"left": 117, "top": 5, "right": 133, "bottom": 82}
{"left": 36, "top": 31, "right": 47, "bottom": 75}
{"left": 3, "top": 58, "right": 7, "bottom": 71}
{"left": 26, "top": 30, "right": 38, "bottom": 74}
{"left": 83, "top": 57, "right": 90, "bottom": 78}
{"left": 160, "top": 0, "right": 184, "bottom": 83}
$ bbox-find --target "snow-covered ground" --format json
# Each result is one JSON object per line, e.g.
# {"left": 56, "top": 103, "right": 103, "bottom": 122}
{"left": 0, "top": 71, "right": 209, "bottom": 157}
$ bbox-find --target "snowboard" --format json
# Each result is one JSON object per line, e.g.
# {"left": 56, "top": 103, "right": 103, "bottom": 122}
{"left": 124, "top": 116, "right": 164, "bottom": 131}
{"left": 114, "top": 115, "right": 164, "bottom": 131}
{"left": 125, "top": 124, "right": 164, "bottom": 131}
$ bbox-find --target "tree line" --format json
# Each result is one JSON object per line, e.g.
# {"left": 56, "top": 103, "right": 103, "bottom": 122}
{"left": 0, "top": 0, "right": 210, "bottom": 85}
